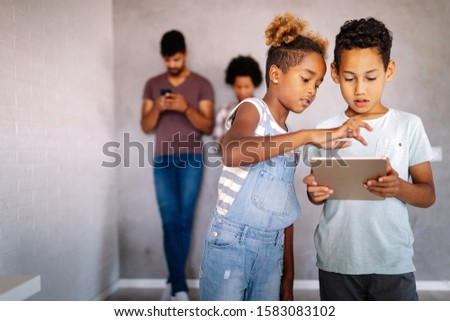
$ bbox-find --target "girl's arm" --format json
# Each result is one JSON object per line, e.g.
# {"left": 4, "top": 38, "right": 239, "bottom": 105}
{"left": 222, "top": 102, "right": 372, "bottom": 167}
{"left": 365, "top": 160, "right": 436, "bottom": 208}
{"left": 280, "top": 224, "right": 294, "bottom": 301}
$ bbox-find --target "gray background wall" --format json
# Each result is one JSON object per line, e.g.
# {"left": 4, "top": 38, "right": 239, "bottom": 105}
{"left": 0, "top": 0, "right": 119, "bottom": 300}
{"left": 114, "top": 0, "right": 450, "bottom": 283}
{"left": 0, "top": 0, "right": 448, "bottom": 301}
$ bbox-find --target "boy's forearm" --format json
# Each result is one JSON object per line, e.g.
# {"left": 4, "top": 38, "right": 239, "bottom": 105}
{"left": 396, "top": 179, "right": 436, "bottom": 208}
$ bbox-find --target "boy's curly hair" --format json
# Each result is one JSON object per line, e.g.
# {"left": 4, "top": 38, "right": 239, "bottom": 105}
{"left": 225, "top": 55, "right": 263, "bottom": 87}
{"left": 264, "top": 12, "right": 328, "bottom": 86}
{"left": 333, "top": 17, "right": 393, "bottom": 71}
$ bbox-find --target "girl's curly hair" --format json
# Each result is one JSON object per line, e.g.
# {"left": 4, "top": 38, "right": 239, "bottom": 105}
{"left": 264, "top": 12, "right": 328, "bottom": 86}
{"left": 333, "top": 17, "right": 393, "bottom": 71}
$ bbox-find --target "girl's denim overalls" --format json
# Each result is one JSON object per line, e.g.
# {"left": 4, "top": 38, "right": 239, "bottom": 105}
{"left": 199, "top": 100, "right": 301, "bottom": 300}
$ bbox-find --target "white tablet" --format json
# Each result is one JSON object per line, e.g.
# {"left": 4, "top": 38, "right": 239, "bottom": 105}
{"left": 310, "top": 157, "right": 388, "bottom": 200}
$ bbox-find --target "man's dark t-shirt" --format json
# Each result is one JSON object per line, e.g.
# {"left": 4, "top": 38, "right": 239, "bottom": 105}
{"left": 143, "top": 72, "right": 214, "bottom": 156}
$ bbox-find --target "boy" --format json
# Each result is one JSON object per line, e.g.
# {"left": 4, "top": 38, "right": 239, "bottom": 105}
{"left": 304, "top": 17, "right": 435, "bottom": 300}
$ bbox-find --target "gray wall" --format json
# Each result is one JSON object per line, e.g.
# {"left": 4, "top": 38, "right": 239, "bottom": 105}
{"left": 0, "top": 0, "right": 119, "bottom": 300}
{"left": 1, "top": 0, "right": 447, "bottom": 301}
{"left": 113, "top": 0, "right": 450, "bottom": 282}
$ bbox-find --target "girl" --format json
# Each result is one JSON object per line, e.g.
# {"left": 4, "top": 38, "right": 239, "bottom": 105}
{"left": 212, "top": 55, "right": 263, "bottom": 144}
{"left": 199, "top": 12, "right": 371, "bottom": 301}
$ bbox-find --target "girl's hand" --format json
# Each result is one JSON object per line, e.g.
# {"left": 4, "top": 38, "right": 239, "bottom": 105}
{"left": 364, "top": 158, "right": 401, "bottom": 198}
{"left": 334, "top": 118, "right": 373, "bottom": 146}
{"left": 303, "top": 173, "right": 333, "bottom": 203}
{"left": 313, "top": 118, "right": 373, "bottom": 149}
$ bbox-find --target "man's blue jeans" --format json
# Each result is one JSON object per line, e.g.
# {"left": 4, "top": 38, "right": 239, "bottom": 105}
{"left": 153, "top": 153, "right": 204, "bottom": 295}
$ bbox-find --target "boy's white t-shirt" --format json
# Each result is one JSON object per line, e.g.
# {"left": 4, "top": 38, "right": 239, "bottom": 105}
{"left": 305, "top": 108, "right": 433, "bottom": 275}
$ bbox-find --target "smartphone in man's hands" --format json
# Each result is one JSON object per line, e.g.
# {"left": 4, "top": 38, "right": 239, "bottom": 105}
{"left": 160, "top": 88, "right": 172, "bottom": 95}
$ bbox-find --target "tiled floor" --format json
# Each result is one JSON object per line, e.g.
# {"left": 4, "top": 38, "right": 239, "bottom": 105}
{"left": 106, "top": 287, "right": 450, "bottom": 301}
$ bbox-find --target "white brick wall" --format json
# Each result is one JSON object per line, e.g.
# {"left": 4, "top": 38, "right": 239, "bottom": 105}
{"left": 0, "top": 0, "right": 119, "bottom": 300}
